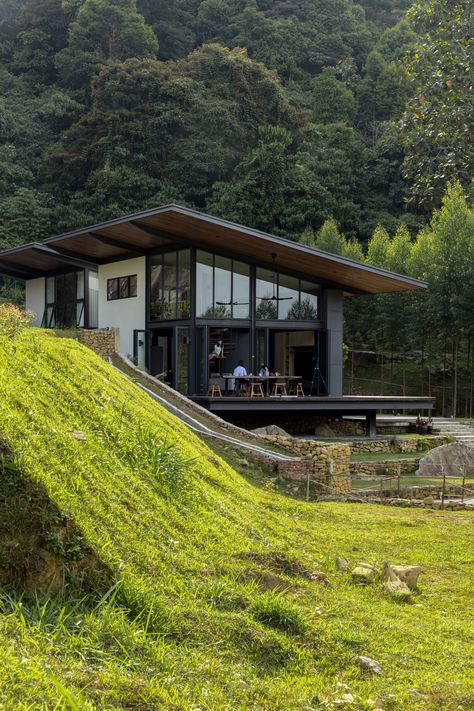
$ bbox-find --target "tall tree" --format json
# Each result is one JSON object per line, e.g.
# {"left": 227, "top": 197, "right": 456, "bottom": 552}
{"left": 56, "top": 0, "right": 158, "bottom": 89}
{"left": 400, "top": 0, "right": 474, "bottom": 210}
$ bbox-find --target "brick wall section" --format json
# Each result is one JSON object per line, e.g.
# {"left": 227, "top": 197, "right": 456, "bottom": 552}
{"left": 77, "top": 328, "right": 119, "bottom": 357}
{"left": 261, "top": 436, "right": 351, "bottom": 495}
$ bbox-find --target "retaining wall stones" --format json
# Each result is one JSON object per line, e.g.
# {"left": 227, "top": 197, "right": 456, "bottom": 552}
{"left": 349, "top": 459, "right": 420, "bottom": 477}
{"left": 77, "top": 328, "right": 119, "bottom": 357}
{"left": 349, "top": 436, "right": 448, "bottom": 455}
{"left": 261, "top": 435, "right": 351, "bottom": 495}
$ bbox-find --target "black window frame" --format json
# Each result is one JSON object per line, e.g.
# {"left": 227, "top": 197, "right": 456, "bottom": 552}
{"left": 107, "top": 274, "right": 137, "bottom": 301}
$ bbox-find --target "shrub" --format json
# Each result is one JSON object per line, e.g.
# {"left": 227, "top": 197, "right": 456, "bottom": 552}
{"left": 0, "top": 304, "right": 33, "bottom": 340}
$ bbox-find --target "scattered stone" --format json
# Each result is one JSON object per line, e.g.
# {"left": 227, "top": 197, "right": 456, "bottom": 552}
{"left": 383, "top": 579, "right": 412, "bottom": 599}
{"left": 408, "top": 689, "right": 429, "bottom": 701}
{"left": 309, "top": 571, "right": 331, "bottom": 585}
{"left": 423, "top": 495, "right": 435, "bottom": 506}
{"left": 238, "top": 458, "right": 250, "bottom": 467}
{"left": 355, "top": 655, "right": 382, "bottom": 675}
{"left": 71, "top": 431, "right": 87, "bottom": 441}
{"left": 381, "top": 561, "right": 397, "bottom": 582}
{"left": 336, "top": 556, "right": 348, "bottom": 572}
{"left": 352, "top": 563, "right": 377, "bottom": 583}
{"left": 391, "top": 565, "right": 422, "bottom": 589}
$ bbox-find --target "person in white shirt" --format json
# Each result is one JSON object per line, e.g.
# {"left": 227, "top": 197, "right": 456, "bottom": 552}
{"left": 233, "top": 360, "right": 247, "bottom": 377}
{"left": 231, "top": 360, "right": 247, "bottom": 394}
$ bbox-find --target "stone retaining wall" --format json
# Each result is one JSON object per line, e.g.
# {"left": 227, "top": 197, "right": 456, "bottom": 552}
{"left": 261, "top": 435, "right": 351, "bottom": 496}
{"left": 349, "top": 435, "right": 448, "bottom": 455}
{"left": 349, "top": 459, "right": 419, "bottom": 477}
{"left": 354, "top": 483, "right": 474, "bottom": 500}
{"left": 77, "top": 328, "right": 119, "bottom": 357}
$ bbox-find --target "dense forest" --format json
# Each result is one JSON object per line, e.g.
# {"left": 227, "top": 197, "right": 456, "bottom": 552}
{"left": 0, "top": 0, "right": 472, "bottom": 412}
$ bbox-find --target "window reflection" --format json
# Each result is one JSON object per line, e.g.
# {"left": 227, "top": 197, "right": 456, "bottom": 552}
{"left": 196, "top": 251, "right": 250, "bottom": 319}
{"left": 196, "top": 251, "right": 214, "bottom": 317}
{"left": 300, "top": 280, "right": 319, "bottom": 319}
{"left": 151, "top": 250, "right": 191, "bottom": 321}
{"left": 278, "top": 273, "right": 299, "bottom": 320}
{"left": 256, "top": 268, "right": 277, "bottom": 320}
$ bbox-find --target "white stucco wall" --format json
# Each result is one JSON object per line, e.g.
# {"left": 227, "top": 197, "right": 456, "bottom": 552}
{"left": 98, "top": 257, "right": 146, "bottom": 356}
{"left": 25, "top": 277, "right": 45, "bottom": 326}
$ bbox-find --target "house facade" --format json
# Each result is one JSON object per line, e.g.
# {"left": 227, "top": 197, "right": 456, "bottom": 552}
{"left": 0, "top": 205, "right": 434, "bottom": 425}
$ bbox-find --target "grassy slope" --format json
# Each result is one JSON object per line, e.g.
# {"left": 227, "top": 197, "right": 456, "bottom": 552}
{"left": 0, "top": 331, "right": 473, "bottom": 709}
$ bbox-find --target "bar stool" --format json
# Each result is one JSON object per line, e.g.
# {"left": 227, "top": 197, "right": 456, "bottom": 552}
{"left": 288, "top": 382, "right": 305, "bottom": 397}
{"left": 270, "top": 380, "right": 287, "bottom": 396}
{"left": 248, "top": 382, "right": 264, "bottom": 398}
{"left": 207, "top": 382, "right": 222, "bottom": 397}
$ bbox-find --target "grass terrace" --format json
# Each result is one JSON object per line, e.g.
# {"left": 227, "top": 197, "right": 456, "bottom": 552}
{"left": 0, "top": 328, "right": 472, "bottom": 709}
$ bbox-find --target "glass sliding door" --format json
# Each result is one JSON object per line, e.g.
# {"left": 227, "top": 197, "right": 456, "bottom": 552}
{"left": 134, "top": 330, "right": 148, "bottom": 370}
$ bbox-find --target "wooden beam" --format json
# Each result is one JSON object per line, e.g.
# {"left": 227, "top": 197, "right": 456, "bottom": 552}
{"left": 45, "top": 244, "right": 101, "bottom": 265}
{"left": 88, "top": 231, "right": 149, "bottom": 255}
{"left": 32, "top": 245, "right": 98, "bottom": 271}
{"left": 129, "top": 220, "right": 182, "bottom": 245}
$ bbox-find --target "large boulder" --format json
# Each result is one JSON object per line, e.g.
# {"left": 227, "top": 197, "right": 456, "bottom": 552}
{"left": 416, "top": 442, "right": 474, "bottom": 477}
{"left": 251, "top": 425, "right": 292, "bottom": 437}
{"left": 314, "top": 423, "right": 335, "bottom": 437}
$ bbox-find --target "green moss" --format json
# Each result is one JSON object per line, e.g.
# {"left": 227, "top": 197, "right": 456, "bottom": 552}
{"left": 0, "top": 330, "right": 472, "bottom": 709}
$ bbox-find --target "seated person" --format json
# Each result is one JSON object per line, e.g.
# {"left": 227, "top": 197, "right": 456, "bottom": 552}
{"left": 259, "top": 364, "right": 269, "bottom": 377}
{"left": 209, "top": 339, "right": 224, "bottom": 361}
{"left": 231, "top": 360, "right": 247, "bottom": 393}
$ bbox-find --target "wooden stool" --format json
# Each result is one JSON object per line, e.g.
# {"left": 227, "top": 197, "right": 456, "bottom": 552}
{"left": 288, "top": 382, "right": 304, "bottom": 397}
{"left": 248, "top": 382, "right": 264, "bottom": 398}
{"left": 207, "top": 383, "right": 222, "bottom": 397}
{"left": 270, "top": 381, "right": 286, "bottom": 396}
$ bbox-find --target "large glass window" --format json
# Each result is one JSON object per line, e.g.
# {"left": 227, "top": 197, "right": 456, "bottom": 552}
{"left": 196, "top": 251, "right": 249, "bottom": 319}
{"left": 300, "top": 280, "right": 319, "bottom": 320}
{"left": 278, "top": 273, "right": 299, "bottom": 320}
{"left": 150, "top": 250, "right": 191, "bottom": 321}
{"left": 256, "top": 268, "right": 277, "bottom": 320}
{"left": 256, "top": 268, "right": 319, "bottom": 321}
{"left": 44, "top": 270, "right": 87, "bottom": 328}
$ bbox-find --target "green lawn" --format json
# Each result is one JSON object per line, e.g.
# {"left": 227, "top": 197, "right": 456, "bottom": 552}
{"left": 0, "top": 330, "right": 473, "bottom": 709}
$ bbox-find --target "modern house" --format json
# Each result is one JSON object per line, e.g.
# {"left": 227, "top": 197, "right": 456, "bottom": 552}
{"left": 0, "top": 205, "right": 434, "bottom": 431}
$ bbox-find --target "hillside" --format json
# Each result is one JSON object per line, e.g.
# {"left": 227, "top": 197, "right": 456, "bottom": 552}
{"left": 0, "top": 328, "right": 473, "bottom": 708}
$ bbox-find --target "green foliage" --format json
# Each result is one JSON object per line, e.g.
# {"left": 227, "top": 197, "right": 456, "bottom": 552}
{"left": 400, "top": 0, "right": 474, "bottom": 209}
{"left": 251, "top": 591, "right": 306, "bottom": 634}
{"left": 56, "top": 0, "right": 158, "bottom": 88}
{"left": 0, "top": 303, "right": 33, "bottom": 339}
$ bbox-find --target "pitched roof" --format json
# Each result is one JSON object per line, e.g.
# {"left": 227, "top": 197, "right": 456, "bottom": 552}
{"left": 0, "top": 204, "right": 426, "bottom": 294}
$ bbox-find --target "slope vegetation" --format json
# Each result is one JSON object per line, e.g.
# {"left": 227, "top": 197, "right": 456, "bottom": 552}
{"left": 0, "top": 330, "right": 472, "bottom": 709}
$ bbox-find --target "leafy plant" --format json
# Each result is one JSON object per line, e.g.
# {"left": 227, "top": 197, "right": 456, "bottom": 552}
{"left": 251, "top": 591, "right": 306, "bottom": 634}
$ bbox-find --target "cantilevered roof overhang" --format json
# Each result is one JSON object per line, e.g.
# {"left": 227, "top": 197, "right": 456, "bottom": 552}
{"left": 0, "top": 205, "right": 427, "bottom": 294}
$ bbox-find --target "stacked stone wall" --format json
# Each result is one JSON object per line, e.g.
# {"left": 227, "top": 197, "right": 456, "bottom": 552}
{"left": 77, "top": 329, "right": 118, "bottom": 358}
{"left": 261, "top": 435, "right": 351, "bottom": 496}
{"left": 350, "top": 436, "right": 448, "bottom": 455}
{"left": 350, "top": 459, "right": 420, "bottom": 477}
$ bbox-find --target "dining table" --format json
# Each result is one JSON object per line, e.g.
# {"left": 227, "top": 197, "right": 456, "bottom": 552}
{"left": 221, "top": 374, "right": 302, "bottom": 396}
